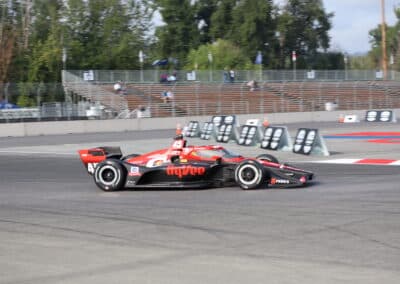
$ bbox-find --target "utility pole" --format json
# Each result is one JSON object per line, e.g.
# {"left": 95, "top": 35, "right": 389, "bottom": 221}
{"left": 208, "top": 52, "right": 213, "bottom": 82}
{"left": 139, "top": 50, "right": 144, "bottom": 82}
{"left": 381, "top": 0, "right": 388, "bottom": 79}
{"left": 292, "top": 51, "right": 297, "bottom": 80}
{"left": 22, "top": 0, "right": 32, "bottom": 49}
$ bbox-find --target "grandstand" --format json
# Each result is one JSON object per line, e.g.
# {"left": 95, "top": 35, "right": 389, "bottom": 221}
{"left": 114, "top": 81, "right": 400, "bottom": 118}
{"left": 59, "top": 70, "right": 400, "bottom": 119}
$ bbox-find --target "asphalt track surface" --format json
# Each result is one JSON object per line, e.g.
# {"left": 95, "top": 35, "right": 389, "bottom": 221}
{"left": 1, "top": 122, "right": 400, "bottom": 283}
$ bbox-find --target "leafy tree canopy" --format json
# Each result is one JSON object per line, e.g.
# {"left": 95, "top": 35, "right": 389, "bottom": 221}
{"left": 184, "top": 39, "right": 253, "bottom": 70}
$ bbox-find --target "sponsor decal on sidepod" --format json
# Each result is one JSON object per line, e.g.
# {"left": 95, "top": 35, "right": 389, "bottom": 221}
{"left": 128, "top": 166, "right": 141, "bottom": 176}
{"left": 166, "top": 165, "right": 206, "bottom": 178}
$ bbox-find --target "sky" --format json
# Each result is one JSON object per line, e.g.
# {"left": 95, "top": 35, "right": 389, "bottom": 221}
{"left": 275, "top": 0, "right": 400, "bottom": 54}
{"left": 324, "top": 0, "right": 399, "bottom": 54}
{"left": 154, "top": 1, "right": 400, "bottom": 55}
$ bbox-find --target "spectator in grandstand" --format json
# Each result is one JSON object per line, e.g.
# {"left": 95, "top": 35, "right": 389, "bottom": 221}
{"left": 161, "top": 90, "right": 169, "bottom": 103}
{"left": 167, "top": 74, "right": 176, "bottom": 83}
{"left": 137, "top": 105, "right": 150, "bottom": 118}
{"left": 166, "top": 90, "right": 174, "bottom": 102}
{"left": 223, "top": 68, "right": 229, "bottom": 83}
{"left": 247, "top": 80, "right": 259, "bottom": 91}
{"left": 173, "top": 70, "right": 178, "bottom": 81}
{"left": 113, "top": 81, "right": 127, "bottom": 95}
{"left": 229, "top": 69, "right": 235, "bottom": 83}
{"left": 161, "top": 90, "right": 174, "bottom": 103}
{"left": 160, "top": 73, "right": 168, "bottom": 83}
{"left": 113, "top": 81, "right": 122, "bottom": 93}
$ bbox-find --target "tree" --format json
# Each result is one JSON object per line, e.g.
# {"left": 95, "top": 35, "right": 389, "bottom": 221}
{"left": 0, "top": 0, "right": 25, "bottom": 84}
{"left": 184, "top": 39, "right": 252, "bottom": 70}
{"left": 63, "top": 0, "right": 153, "bottom": 70}
{"left": 209, "top": 0, "right": 236, "bottom": 41}
{"left": 310, "top": 52, "right": 345, "bottom": 70}
{"left": 154, "top": 0, "right": 199, "bottom": 67}
{"left": 277, "top": 0, "right": 333, "bottom": 69}
{"left": 16, "top": 82, "right": 36, "bottom": 107}
{"left": 349, "top": 55, "right": 375, "bottom": 70}
{"left": 28, "top": 26, "right": 63, "bottom": 82}
{"left": 368, "top": 7, "right": 400, "bottom": 70}
{"left": 0, "top": 25, "right": 15, "bottom": 84}
{"left": 194, "top": 0, "right": 217, "bottom": 44}
{"left": 229, "top": 0, "right": 275, "bottom": 67}
{"left": 27, "top": 0, "right": 63, "bottom": 82}
{"left": 30, "top": 0, "right": 63, "bottom": 43}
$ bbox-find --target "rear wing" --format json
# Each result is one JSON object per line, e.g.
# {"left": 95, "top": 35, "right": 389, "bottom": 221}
{"left": 78, "top": 147, "right": 123, "bottom": 175}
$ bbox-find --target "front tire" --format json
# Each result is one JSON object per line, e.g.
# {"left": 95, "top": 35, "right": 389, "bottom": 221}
{"left": 234, "top": 160, "right": 266, "bottom": 190}
{"left": 94, "top": 160, "right": 126, "bottom": 191}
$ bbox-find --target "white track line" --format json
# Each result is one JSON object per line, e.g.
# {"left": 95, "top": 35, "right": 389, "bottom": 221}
{"left": 312, "top": 158, "right": 400, "bottom": 166}
{"left": 312, "top": 159, "right": 360, "bottom": 164}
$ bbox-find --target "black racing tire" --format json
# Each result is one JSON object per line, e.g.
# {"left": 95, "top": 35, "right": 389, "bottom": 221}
{"left": 234, "top": 160, "right": 266, "bottom": 190}
{"left": 256, "top": 153, "right": 279, "bottom": 164}
{"left": 94, "top": 160, "right": 126, "bottom": 191}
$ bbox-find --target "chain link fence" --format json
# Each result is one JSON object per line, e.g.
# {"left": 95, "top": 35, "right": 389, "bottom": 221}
{"left": 0, "top": 82, "right": 91, "bottom": 123}
{"left": 67, "top": 69, "right": 400, "bottom": 83}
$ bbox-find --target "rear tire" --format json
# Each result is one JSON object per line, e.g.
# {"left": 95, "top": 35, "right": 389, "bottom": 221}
{"left": 235, "top": 160, "right": 266, "bottom": 190}
{"left": 94, "top": 160, "right": 126, "bottom": 191}
{"left": 256, "top": 153, "right": 279, "bottom": 164}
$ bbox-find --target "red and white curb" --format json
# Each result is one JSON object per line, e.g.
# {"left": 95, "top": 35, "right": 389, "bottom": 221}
{"left": 312, "top": 158, "right": 400, "bottom": 166}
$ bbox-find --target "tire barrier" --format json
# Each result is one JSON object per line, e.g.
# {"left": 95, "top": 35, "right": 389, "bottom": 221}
{"left": 211, "top": 115, "right": 237, "bottom": 127}
{"left": 184, "top": 121, "right": 201, "bottom": 137}
{"left": 216, "top": 123, "right": 237, "bottom": 143}
{"left": 260, "top": 126, "right": 292, "bottom": 151}
{"left": 293, "top": 128, "right": 330, "bottom": 156}
{"left": 237, "top": 119, "right": 261, "bottom": 146}
{"left": 200, "top": 122, "right": 215, "bottom": 140}
{"left": 211, "top": 115, "right": 224, "bottom": 127}
{"left": 190, "top": 116, "right": 331, "bottom": 156}
{"left": 214, "top": 115, "right": 238, "bottom": 143}
{"left": 365, "top": 110, "right": 397, "bottom": 123}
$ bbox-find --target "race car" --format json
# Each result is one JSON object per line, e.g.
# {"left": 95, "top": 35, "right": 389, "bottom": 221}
{"left": 78, "top": 135, "right": 314, "bottom": 191}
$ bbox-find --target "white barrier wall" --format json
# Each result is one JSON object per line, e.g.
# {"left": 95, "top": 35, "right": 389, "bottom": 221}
{"left": 0, "top": 109, "right": 398, "bottom": 137}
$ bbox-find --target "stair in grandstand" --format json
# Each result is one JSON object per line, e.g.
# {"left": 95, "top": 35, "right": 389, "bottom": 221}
{"left": 62, "top": 71, "right": 128, "bottom": 115}
{"left": 126, "top": 83, "right": 187, "bottom": 116}
{"left": 263, "top": 83, "right": 315, "bottom": 111}
{"left": 370, "top": 81, "right": 400, "bottom": 99}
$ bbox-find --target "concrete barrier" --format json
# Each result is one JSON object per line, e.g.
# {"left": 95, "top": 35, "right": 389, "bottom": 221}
{"left": 0, "top": 109, "right": 398, "bottom": 137}
{"left": 0, "top": 123, "right": 25, "bottom": 137}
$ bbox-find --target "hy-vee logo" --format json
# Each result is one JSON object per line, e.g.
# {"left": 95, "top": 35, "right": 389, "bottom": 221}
{"left": 270, "top": 178, "right": 290, "bottom": 185}
{"left": 166, "top": 165, "right": 206, "bottom": 178}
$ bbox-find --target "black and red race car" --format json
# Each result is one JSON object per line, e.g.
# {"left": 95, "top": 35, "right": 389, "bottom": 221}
{"left": 78, "top": 135, "right": 314, "bottom": 191}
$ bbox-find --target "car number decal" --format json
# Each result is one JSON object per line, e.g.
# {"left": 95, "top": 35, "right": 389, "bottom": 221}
{"left": 87, "top": 163, "right": 98, "bottom": 174}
